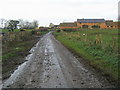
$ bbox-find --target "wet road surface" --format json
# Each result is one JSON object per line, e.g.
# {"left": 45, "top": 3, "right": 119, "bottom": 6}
{"left": 2, "top": 32, "right": 114, "bottom": 88}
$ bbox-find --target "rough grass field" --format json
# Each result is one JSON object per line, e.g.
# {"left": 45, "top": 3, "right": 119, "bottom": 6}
{"left": 54, "top": 29, "right": 119, "bottom": 82}
{"left": 0, "top": 29, "right": 34, "bottom": 32}
{"left": 2, "top": 30, "right": 48, "bottom": 80}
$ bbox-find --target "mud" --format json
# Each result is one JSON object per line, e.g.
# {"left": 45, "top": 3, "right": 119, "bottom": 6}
{"left": 1, "top": 32, "right": 115, "bottom": 88}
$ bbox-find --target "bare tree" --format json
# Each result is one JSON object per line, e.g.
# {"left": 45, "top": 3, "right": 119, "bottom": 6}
{"left": 0, "top": 18, "right": 6, "bottom": 28}
{"left": 32, "top": 20, "right": 39, "bottom": 28}
{"left": 8, "top": 20, "right": 19, "bottom": 31}
{"left": 4, "top": 20, "right": 9, "bottom": 29}
{"left": 18, "top": 19, "right": 25, "bottom": 29}
{"left": 49, "top": 23, "right": 54, "bottom": 28}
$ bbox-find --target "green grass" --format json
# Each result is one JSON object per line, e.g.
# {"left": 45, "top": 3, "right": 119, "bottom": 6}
{"left": 2, "top": 30, "right": 49, "bottom": 61}
{"left": 53, "top": 29, "right": 119, "bottom": 81}
{"left": 2, "top": 53, "right": 17, "bottom": 60}
{"left": 40, "top": 31, "right": 49, "bottom": 35}
{"left": 0, "top": 29, "right": 34, "bottom": 32}
{"left": 2, "top": 30, "right": 48, "bottom": 79}
{"left": 2, "top": 41, "right": 31, "bottom": 60}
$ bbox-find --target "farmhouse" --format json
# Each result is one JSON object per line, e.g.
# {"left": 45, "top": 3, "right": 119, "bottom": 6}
{"left": 59, "top": 22, "right": 78, "bottom": 29}
{"left": 77, "top": 19, "right": 107, "bottom": 29}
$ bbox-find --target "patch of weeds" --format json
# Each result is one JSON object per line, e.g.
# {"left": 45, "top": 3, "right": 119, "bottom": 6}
{"left": 53, "top": 30, "right": 119, "bottom": 82}
{"left": 2, "top": 53, "right": 17, "bottom": 60}
{"left": 2, "top": 31, "right": 48, "bottom": 80}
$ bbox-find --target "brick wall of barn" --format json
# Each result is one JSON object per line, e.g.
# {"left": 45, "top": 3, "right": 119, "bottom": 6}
{"left": 59, "top": 27, "right": 78, "bottom": 29}
{"left": 77, "top": 22, "right": 107, "bottom": 29}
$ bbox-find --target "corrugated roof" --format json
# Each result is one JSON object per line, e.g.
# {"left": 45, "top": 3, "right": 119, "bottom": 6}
{"left": 106, "top": 22, "right": 118, "bottom": 26}
{"left": 59, "top": 23, "right": 77, "bottom": 27}
{"left": 77, "top": 19, "right": 105, "bottom": 23}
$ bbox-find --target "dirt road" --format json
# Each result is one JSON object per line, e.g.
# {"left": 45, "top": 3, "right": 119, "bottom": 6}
{"left": 2, "top": 32, "right": 114, "bottom": 88}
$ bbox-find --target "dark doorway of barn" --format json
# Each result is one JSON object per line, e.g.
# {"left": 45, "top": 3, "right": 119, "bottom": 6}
{"left": 82, "top": 25, "right": 88, "bottom": 28}
{"left": 92, "top": 25, "right": 100, "bottom": 29}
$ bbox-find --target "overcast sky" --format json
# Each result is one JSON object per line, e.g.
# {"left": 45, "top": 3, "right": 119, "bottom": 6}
{"left": 0, "top": 0, "right": 119, "bottom": 26}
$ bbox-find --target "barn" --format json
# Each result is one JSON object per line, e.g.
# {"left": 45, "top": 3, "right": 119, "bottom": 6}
{"left": 77, "top": 19, "right": 107, "bottom": 29}
{"left": 59, "top": 22, "right": 78, "bottom": 29}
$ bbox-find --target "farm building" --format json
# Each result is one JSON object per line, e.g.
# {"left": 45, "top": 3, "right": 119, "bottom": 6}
{"left": 118, "top": 22, "right": 120, "bottom": 28}
{"left": 58, "top": 19, "right": 118, "bottom": 30}
{"left": 59, "top": 22, "right": 78, "bottom": 29}
{"left": 105, "top": 20, "right": 118, "bottom": 28}
{"left": 53, "top": 25, "right": 59, "bottom": 29}
{"left": 112, "top": 22, "right": 118, "bottom": 28}
{"left": 77, "top": 19, "right": 107, "bottom": 29}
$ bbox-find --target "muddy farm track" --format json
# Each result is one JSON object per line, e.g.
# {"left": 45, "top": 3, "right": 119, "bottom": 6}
{"left": 1, "top": 32, "right": 115, "bottom": 88}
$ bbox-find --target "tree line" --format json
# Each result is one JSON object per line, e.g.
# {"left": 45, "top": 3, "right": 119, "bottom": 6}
{"left": 0, "top": 19, "right": 39, "bottom": 31}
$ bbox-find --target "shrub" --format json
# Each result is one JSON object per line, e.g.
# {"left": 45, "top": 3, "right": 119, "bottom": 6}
{"left": 62, "top": 28, "right": 77, "bottom": 32}
{"left": 82, "top": 25, "right": 89, "bottom": 28}
{"left": 92, "top": 25, "right": 100, "bottom": 29}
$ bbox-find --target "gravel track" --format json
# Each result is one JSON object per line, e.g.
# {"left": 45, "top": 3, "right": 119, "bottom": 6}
{"left": 2, "top": 32, "right": 114, "bottom": 88}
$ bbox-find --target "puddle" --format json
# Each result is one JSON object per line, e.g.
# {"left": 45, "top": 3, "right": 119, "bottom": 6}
{"left": 25, "top": 53, "right": 33, "bottom": 61}
{"left": 39, "top": 37, "right": 68, "bottom": 88}
{"left": 2, "top": 40, "right": 40, "bottom": 88}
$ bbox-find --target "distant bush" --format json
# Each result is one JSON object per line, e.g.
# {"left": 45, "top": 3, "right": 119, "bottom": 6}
{"left": 82, "top": 25, "right": 89, "bottom": 28}
{"left": 31, "top": 30, "right": 36, "bottom": 34}
{"left": 92, "top": 25, "right": 100, "bottom": 29}
{"left": 56, "top": 29, "right": 61, "bottom": 32}
{"left": 20, "top": 29, "right": 27, "bottom": 31}
{"left": 62, "top": 28, "right": 77, "bottom": 32}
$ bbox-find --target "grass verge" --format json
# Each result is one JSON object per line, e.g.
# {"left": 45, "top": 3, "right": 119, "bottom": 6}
{"left": 53, "top": 29, "right": 119, "bottom": 83}
{"left": 2, "top": 30, "right": 48, "bottom": 80}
